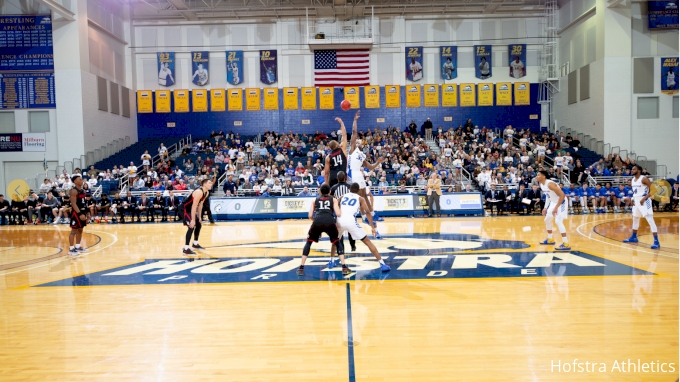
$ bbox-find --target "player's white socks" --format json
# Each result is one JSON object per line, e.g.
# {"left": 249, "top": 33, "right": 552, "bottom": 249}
{"left": 193, "top": 240, "right": 199, "bottom": 245}
{"left": 378, "top": 259, "right": 386, "bottom": 265}
{"left": 184, "top": 245, "right": 190, "bottom": 250}
{"left": 547, "top": 233, "right": 553, "bottom": 239}
{"left": 75, "top": 244, "right": 81, "bottom": 249}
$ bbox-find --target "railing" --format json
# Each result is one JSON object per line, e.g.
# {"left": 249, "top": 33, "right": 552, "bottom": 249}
{"left": 586, "top": 174, "right": 597, "bottom": 187}
{"left": 590, "top": 176, "right": 633, "bottom": 186}
{"left": 92, "top": 184, "right": 103, "bottom": 198}
{"left": 152, "top": 134, "right": 192, "bottom": 167}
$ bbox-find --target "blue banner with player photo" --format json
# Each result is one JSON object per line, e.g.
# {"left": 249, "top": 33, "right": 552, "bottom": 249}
{"left": 508, "top": 44, "right": 527, "bottom": 79}
{"left": 440, "top": 46, "right": 457, "bottom": 80}
{"left": 648, "top": 1, "right": 678, "bottom": 29}
{"left": 260, "top": 50, "right": 277, "bottom": 85}
{"left": 226, "top": 50, "right": 243, "bottom": 85}
{"left": 156, "top": 52, "right": 175, "bottom": 87}
{"left": 191, "top": 51, "right": 209, "bottom": 86}
{"left": 406, "top": 46, "right": 424, "bottom": 82}
{"left": 475, "top": 45, "right": 492, "bottom": 80}
{"left": 661, "top": 57, "right": 678, "bottom": 95}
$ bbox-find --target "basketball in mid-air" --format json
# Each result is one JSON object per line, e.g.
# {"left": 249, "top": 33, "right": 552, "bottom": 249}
{"left": 340, "top": 99, "right": 351, "bottom": 111}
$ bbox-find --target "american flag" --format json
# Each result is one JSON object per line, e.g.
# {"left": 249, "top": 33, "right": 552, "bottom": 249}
{"left": 314, "top": 49, "right": 370, "bottom": 87}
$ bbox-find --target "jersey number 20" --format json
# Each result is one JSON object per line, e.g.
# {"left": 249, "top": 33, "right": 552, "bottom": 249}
{"left": 341, "top": 197, "right": 357, "bottom": 206}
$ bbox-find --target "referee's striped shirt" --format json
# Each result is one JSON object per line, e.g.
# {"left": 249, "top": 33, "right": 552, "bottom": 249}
{"left": 331, "top": 182, "right": 351, "bottom": 199}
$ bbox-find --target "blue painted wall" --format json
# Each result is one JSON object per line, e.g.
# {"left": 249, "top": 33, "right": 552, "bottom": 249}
{"left": 137, "top": 84, "right": 541, "bottom": 139}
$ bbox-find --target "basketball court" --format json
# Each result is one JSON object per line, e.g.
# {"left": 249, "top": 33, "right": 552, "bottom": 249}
{"left": 0, "top": 213, "right": 677, "bottom": 380}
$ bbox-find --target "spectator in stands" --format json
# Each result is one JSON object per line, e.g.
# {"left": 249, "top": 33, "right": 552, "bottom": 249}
{"left": 174, "top": 179, "right": 187, "bottom": 191}
{"left": 166, "top": 190, "right": 180, "bottom": 221}
{"left": 40, "top": 192, "right": 58, "bottom": 223}
{"left": 133, "top": 177, "right": 145, "bottom": 190}
{"left": 39, "top": 179, "right": 53, "bottom": 193}
{"left": 62, "top": 177, "right": 74, "bottom": 190}
{"left": 127, "top": 161, "right": 138, "bottom": 179}
{"left": 10, "top": 196, "right": 28, "bottom": 225}
{"left": 87, "top": 165, "right": 99, "bottom": 179}
{"left": 120, "top": 191, "right": 137, "bottom": 223}
{"left": 214, "top": 151, "right": 225, "bottom": 164}
{"left": 223, "top": 175, "right": 237, "bottom": 196}
{"left": 484, "top": 184, "right": 504, "bottom": 216}
{"left": 141, "top": 150, "right": 152, "bottom": 172}
{"left": 25, "top": 192, "right": 41, "bottom": 224}
{"left": 158, "top": 143, "right": 168, "bottom": 159}
{"left": 396, "top": 184, "right": 410, "bottom": 194}
{"left": 183, "top": 159, "right": 195, "bottom": 173}
{"left": 260, "top": 187, "right": 272, "bottom": 197}
{"left": 464, "top": 119, "right": 474, "bottom": 130}
{"left": 670, "top": 182, "right": 679, "bottom": 211}
{"left": 281, "top": 180, "right": 295, "bottom": 196}
{"left": 297, "top": 186, "right": 312, "bottom": 197}
{"left": 422, "top": 118, "right": 433, "bottom": 140}
{"left": 526, "top": 184, "right": 541, "bottom": 214}
{"left": 0, "top": 195, "right": 10, "bottom": 225}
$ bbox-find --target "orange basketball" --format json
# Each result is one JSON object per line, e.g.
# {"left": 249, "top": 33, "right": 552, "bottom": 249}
{"left": 340, "top": 99, "right": 351, "bottom": 111}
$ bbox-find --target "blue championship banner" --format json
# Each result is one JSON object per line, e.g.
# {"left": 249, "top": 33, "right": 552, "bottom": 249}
{"left": 260, "top": 50, "right": 277, "bottom": 85}
{"left": 226, "top": 50, "right": 243, "bottom": 85}
{"left": 191, "top": 51, "right": 209, "bottom": 86}
{"left": 0, "top": 72, "right": 55, "bottom": 109}
{"left": 406, "top": 46, "right": 423, "bottom": 82}
{"left": 440, "top": 46, "right": 457, "bottom": 80}
{"left": 0, "top": 15, "right": 54, "bottom": 71}
{"left": 156, "top": 52, "right": 175, "bottom": 87}
{"left": 661, "top": 57, "right": 678, "bottom": 95}
{"left": 474, "top": 45, "right": 492, "bottom": 80}
{"left": 509, "top": 44, "right": 527, "bottom": 79}
{"left": 648, "top": 1, "right": 678, "bottom": 29}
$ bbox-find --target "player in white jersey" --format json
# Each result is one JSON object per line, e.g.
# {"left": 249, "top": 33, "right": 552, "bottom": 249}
{"left": 665, "top": 67, "right": 676, "bottom": 90}
{"left": 229, "top": 61, "right": 240, "bottom": 84}
{"left": 510, "top": 56, "right": 525, "bottom": 79}
{"left": 442, "top": 57, "right": 455, "bottom": 80}
{"left": 554, "top": 154, "right": 564, "bottom": 178}
{"left": 623, "top": 165, "right": 660, "bottom": 249}
{"left": 336, "top": 183, "right": 390, "bottom": 272}
{"left": 537, "top": 171, "right": 571, "bottom": 251}
{"left": 347, "top": 111, "right": 385, "bottom": 233}
{"left": 410, "top": 57, "right": 423, "bottom": 81}
{"left": 192, "top": 63, "right": 209, "bottom": 86}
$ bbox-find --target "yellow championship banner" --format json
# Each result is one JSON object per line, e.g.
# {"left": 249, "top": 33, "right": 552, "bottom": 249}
{"left": 344, "top": 87, "right": 359, "bottom": 109}
{"left": 192, "top": 90, "right": 208, "bottom": 112}
{"left": 460, "top": 84, "right": 475, "bottom": 107}
{"left": 284, "top": 88, "right": 298, "bottom": 110}
{"left": 210, "top": 89, "right": 225, "bottom": 111}
{"left": 246, "top": 88, "right": 261, "bottom": 111}
{"left": 301, "top": 87, "right": 316, "bottom": 110}
{"left": 137, "top": 91, "right": 153, "bottom": 113}
{"left": 496, "top": 83, "right": 512, "bottom": 106}
{"left": 364, "top": 86, "right": 380, "bottom": 109}
{"left": 406, "top": 85, "right": 421, "bottom": 108}
{"left": 424, "top": 84, "right": 439, "bottom": 107}
{"left": 385, "top": 85, "right": 400, "bottom": 108}
{"left": 264, "top": 88, "right": 278, "bottom": 110}
{"left": 514, "top": 82, "right": 530, "bottom": 105}
{"left": 442, "top": 84, "right": 457, "bottom": 107}
{"left": 319, "top": 87, "right": 334, "bottom": 109}
{"left": 173, "top": 90, "right": 189, "bottom": 112}
{"left": 155, "top": 90, "right": 171, "bottom": 113}
{"left": 228, "top": 88, "right": 243, "bottom": 111}
{"left": 478, "top": 83, "right": 493, "bottom": 106}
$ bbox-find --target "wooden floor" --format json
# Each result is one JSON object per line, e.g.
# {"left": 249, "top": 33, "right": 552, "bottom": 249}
{"left": 0, "top": 213, "right": 677, "bottom": 381}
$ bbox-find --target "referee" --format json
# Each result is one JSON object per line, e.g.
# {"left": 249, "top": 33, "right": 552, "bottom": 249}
{"left": 330, "top": 171, "right": 357, "bottom": 252}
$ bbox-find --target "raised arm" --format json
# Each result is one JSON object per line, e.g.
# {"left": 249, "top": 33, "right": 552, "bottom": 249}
{"left": 323, "top": 155, "right": 331, "bottom": 184}
{"left": 335, "top": 117, "right": 348, "bottom": 154}
{"left": 363, "top": 156, "right": 384, "bottom": 171}
{"left": 349, "top": 111, "right": 360, "bottom": 153}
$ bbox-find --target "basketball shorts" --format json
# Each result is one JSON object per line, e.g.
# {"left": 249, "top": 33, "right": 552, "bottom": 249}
{"left": 337, "top": 218, "right": 367, "bottom": 241}
{"left": 632, "top": 198, "right": 653, "bottom": 217}
{"left": 546, "top": 200, "right": 568, "bottom": 220}
{"left": 351, "top": 172, "right": 367, "bottom": 189}
{"left": 182, "top": 208, "right": 202, "bottom": 227}
{"left": 69, "top": 210, "right": 87, "bottom": 229}
{"left": 307, "top": 222, "right": 339, "bottom": 243}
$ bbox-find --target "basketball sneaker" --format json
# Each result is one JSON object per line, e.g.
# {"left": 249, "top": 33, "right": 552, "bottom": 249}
{"left": 327, "top": 258, "right": 336, "bottom": 268}
{"left": 76, "top": 247, "right": 88, "bottom": 253}
{"left": 192, "top": 244, "right": 206, "bottom": 250}
{"left": 67, "top": 249, "right": 79, "bottom": 257}
{"left": 374, "top": 230, "right": 382, "bottom": 240}
{"left": 555, "top": 243, "right": 571, "bottom": 251}
{"left": 183, "top": 248, "right": 196, "bottom": 255}
{"left": 651, "top": 239, "right": 660, "bottom": 249}
{"left": 380, "top": 262, "right": 391, "bottom": 272}
{"left": 539, "top": 238, "right": 556, "bottom": 245}
{"left": 342, "top": 265, "right": 351, "bottom": 275}
{"left": 296, "top": 267, "right": 304, "bottom": 276}
{"left": 351, "top": 245, "right": 357, "bottom": 252}
{"left": 623, "top": 235, "right": 638, "bottom": 243}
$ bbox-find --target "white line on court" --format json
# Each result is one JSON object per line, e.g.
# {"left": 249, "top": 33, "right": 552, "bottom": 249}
{"left": 0, "top": 229, "right": 119, "bottom": 276}
{"left": 575, "top": 217, "right": 678, "bottom": 259}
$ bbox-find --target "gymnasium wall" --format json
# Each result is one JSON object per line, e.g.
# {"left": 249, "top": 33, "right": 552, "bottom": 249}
{"left": 132, "top": 17, "right": 545, "bottom": 90}
{"left": 137, "top": 84, "right": 541, "bottom": 140}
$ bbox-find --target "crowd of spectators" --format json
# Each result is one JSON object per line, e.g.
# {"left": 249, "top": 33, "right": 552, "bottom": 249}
{"left": 10, "top": 120, "right": 672, "bottom": 226}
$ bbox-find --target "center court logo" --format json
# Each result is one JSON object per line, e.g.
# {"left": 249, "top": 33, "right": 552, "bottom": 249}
{"left": 35, "top": 234, "right": 651, "bottom": 287}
